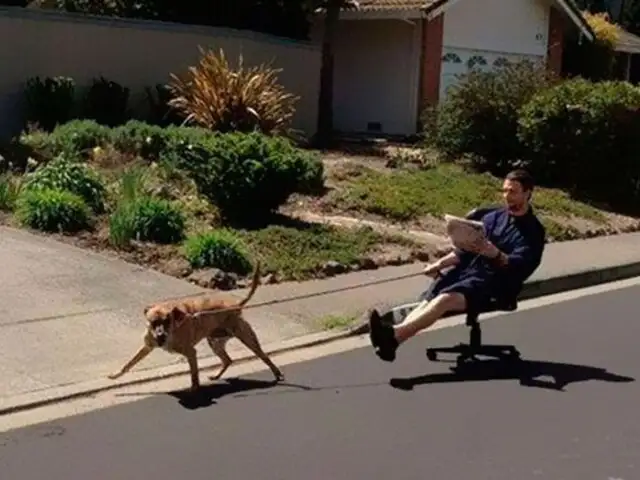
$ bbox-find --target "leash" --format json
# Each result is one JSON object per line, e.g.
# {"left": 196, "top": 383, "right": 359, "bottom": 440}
{"left": 187, "top": 269, "right": 428, "bottom": 318}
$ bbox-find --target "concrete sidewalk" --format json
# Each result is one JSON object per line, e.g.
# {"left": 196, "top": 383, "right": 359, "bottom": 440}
{"left": 1, "top": 225, "right": 640, "bottom": 413}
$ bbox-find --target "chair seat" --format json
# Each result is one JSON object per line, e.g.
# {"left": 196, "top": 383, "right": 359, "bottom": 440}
{"left": 471, "top": 297, "right": 518, "bottom": 316}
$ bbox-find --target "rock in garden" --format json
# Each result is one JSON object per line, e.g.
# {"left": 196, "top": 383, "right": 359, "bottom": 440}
{"left": 410, "top": 249, "right": 431, "bottom": 262}
{"left": 385, "top": 252, "right": 412, "bottom": 266}
{"left": 163, "top": 258, "right": 193, "bottom": 278}
{"left": 262, "top": 273, "right": 279, "bottom": 285}
{"left": 188, "top": 268, "right": 237, "bottom": 290}
{"left": 356, "top": 257, "right": 378, "bottom": 270}
{"left": 152, "top": 185, "right": 173, "bottom": 199}
{"left": 224, "top": 272, "right": 239, "bottom": 290}
{"left": 434, "top": 246, "right": 453, "bottom": 259}
{"left": 321, "top": 260, "right": 347, "bottom": 276}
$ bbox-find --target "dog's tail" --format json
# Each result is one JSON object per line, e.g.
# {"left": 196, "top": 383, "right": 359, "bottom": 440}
{"left": 238, "top": 260, "right": 261, "bottom": 308}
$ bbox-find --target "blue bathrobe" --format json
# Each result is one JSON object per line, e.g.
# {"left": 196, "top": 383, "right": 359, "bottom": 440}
{"left": 423, "top": 206, "right": 546, "bottom": 312}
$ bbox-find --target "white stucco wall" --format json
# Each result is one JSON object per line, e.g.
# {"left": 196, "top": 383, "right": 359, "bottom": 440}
{"left": 443, "top": 0, "right": 551, "bottom": 56}
{"left": 311, "top": 18, "right": 422, "bottom": 136}
{"left": 439, "top": 0, "right": 552, "bottom": 100}
{"left": 0, "top": 8, "right": 321, "bottom": 139}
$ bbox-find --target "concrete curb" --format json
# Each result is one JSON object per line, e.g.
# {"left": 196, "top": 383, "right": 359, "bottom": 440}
{"left": 348, "top": 261, "right": 640, "bottom": 336}
{"left": 0, "top": 330, "right": 352, "bottom": 417}
{"left": 3, "top": 260, "right": 640, "bottom": 417}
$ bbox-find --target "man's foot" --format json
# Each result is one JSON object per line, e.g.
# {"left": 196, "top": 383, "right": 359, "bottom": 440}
{"left": 368, "top": 309, "right": 398, "bottom": 362}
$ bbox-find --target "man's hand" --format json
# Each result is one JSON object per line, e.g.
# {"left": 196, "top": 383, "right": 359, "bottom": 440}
{"left": 466, "top": 237, "right": 498, "bottom": 257}
{"left": 423, "top": 262, "right": 442, "bottom": 278}
{"left": 468, "top": 238, "right": 507, "bottom": 266}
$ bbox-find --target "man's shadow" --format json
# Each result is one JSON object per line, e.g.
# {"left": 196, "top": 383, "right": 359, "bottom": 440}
{"left": 389, "top": 357, "right": 635, "bottom": 392}
{"left": 167, "top": 377, "right": 313, "bottom": 410}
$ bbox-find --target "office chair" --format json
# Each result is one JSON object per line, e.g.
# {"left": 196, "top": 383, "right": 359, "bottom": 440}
{"left": 389, "top": 206, "right": 522, "bottom": 369}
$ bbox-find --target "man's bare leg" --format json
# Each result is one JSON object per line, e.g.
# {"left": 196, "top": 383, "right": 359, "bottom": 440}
{"left": 369, "top": 292, "right": 467, "bottom": 361}
{"left": 394, "top": 292, "right": 467, "bottom": 344}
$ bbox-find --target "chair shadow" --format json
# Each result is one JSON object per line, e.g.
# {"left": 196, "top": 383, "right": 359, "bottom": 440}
{"left": 167, "top": 377, "right": 313, "bottom": 410}
{"left": 389, "top": 357, "right": 635, "bottom": 392}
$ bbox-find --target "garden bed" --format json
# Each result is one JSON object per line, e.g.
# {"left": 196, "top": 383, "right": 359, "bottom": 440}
{"left": 282, "top": 151, "right": 640, "bottom": 243}
{"left": 3, "top": 120, "right": 640, "bottom": 294}
{"left": 0, "top": 121, "right": 441, "bottom": 291}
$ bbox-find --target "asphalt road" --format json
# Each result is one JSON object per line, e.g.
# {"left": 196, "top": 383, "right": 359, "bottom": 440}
{"left": 1, "top": 285, "right": 639, "bottom": 480}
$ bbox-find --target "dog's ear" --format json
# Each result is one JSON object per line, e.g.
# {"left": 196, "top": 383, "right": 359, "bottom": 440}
{"left": 143, "top": 305, "right": 151, "bottom": 316}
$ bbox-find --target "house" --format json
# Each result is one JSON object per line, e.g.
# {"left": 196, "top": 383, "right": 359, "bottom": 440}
{"left": 311, "top": 0, "right": 596, "bottom": 138}
{"left": 611, "top": 28, "right": 640, "bottom": 82}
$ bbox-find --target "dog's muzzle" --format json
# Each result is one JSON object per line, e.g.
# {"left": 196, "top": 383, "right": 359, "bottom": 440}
{"left": 152, "top": 325, "right": 168, "bottom": 346}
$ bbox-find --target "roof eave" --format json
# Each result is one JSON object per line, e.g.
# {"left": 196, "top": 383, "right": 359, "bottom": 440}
{"left": 554, "top": 0, "right": 595, "bottom": 42}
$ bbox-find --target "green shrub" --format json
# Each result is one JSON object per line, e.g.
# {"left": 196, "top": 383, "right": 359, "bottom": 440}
{"left": 424, "top": 60, "right": 557, "bottom": 173}
{"left": 16, "top": 188, "right": 91, "bottom": 233}
{"left": 22, "top": 155, "right": 107, "bottom": 213}
{"left": 53, "top": 120, "right": 112, "bottom": 155}
{"left": 20, "top": 120, "right": 111, "bottom": 158}
{"left": 116, "top": 166, "right": 150, "bottom": 205}
{"left": 24, "top": 76, "right": 76, "bottom": 132}
{"left": 163, "top": 131, "right": 324, "bottom": 222}
{"left": 109, "top": 197, "right": 185, "bottom": 247}
{"left": 110, "top": 120, "right": 168, "bottom": 159}
{"left": 183, "top": 229, "right": 253, "bottom": 274}
{"left": 17, "top": 130, "right": 52, "bottom": 159}
{"left": 110, "top": 122, "right": 216, "bottom": 160}
{"left": 108, "top": 203, "right": 137, "bottom": 249}
{"left": 518, "top": 79, "right": 640, "bottom": 203}
{"left": 160, "top": 125, "right": 216, "bottom": 151}
{"left": 81, "top": 76, "right": 130, "bottom": 127}
{"left": 0, "top": 174, "right": 22, "bottom": 211}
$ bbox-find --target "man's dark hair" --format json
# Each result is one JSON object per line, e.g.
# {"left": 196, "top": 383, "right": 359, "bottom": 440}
{"left": 505, "top": 169, "right": 535, "bottom": 191}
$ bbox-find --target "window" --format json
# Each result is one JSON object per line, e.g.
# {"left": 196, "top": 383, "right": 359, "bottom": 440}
{"left": 442, "top": 52, "right": 462, "bottom": 63}
{"left": 467, "top": 55, "right": 488, "bottom": 69}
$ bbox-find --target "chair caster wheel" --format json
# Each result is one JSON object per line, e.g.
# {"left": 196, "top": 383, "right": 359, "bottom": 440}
{"left": 426, "top": 349, "right": 437, "bottom": 361}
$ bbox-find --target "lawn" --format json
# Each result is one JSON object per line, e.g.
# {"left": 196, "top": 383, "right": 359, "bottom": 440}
{"left": 237, "top": 223, "right": 409, "bottom": 281}
{"left": 303, "top": 160, "right": 634, "bottom": 242}
{"left": 328, "top": 163, "right": 605, "bottom": 221}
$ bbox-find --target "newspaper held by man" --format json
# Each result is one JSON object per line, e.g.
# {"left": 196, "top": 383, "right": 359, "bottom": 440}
{"left": 444, "top": 214, "right": 487, "bottom": 252}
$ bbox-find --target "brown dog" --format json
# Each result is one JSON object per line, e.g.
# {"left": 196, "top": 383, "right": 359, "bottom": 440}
{"left": 107, "top": 261, "right": 284, "bottom": 390}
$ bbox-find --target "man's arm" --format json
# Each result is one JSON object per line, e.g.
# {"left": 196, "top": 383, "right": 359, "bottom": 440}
{"left": 480, "top": 228, "right": 545, "bottom": 275}
{"left": 423, "top": 250, "right": 461, "bottom": 276}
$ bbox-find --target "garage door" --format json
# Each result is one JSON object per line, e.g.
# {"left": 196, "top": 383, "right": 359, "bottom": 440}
{"left": 439, "top": 47, "right": 544, "bottom": 101}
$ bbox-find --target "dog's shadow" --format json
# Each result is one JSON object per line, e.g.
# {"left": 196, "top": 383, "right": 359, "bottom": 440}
{"left": 389, "top": 357, "right": 635, "bottom": 392}
{"left": 168, "top": 377, "right": 312, "bottom": 410}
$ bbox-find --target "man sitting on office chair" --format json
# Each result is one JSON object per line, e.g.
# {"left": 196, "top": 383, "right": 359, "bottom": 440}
{"left": 368, "top": 169, "right": 546, "bottom": 362}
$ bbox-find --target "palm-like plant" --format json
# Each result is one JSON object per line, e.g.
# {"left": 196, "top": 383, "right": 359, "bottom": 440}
{"left": 167, "top": 47, "right": 299, "bottom": 135}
